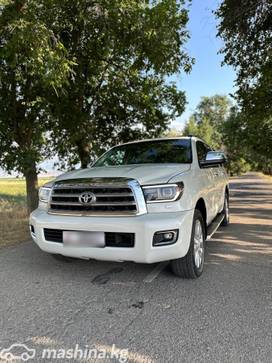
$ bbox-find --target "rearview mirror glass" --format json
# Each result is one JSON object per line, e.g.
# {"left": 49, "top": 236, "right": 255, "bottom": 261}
{"left": 206, "top": 151, "right": 226, "bottom": 162}
{"left": 200, "top": 151, "right": 227, "bottom": 167}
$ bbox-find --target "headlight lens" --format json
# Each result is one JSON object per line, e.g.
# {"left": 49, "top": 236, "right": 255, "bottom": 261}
{"left": 142, "top": 183, "right": 184, "bottom": 203}
{"left": 39, "top": 187, "right": 51, "bottom": 202}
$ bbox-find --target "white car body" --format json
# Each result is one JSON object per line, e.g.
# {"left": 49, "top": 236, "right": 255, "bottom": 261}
{"left": 30, "top": 137, "right": 229, "bottom": 265}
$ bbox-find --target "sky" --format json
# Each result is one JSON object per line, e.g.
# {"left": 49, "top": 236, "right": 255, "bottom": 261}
{"left": 171, "top": 0, "right": 236, "bottom": 129}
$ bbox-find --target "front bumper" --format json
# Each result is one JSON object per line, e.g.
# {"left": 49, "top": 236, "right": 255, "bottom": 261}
{"left": 30, "top": 209, "right": 194, "bottom": 264}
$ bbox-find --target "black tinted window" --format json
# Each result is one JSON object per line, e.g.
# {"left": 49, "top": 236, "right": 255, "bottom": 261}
{"left": 196, "top": 141, "right": 211, "bottom": 162}
{"left": 94, "top": 139, "right": 192, "bottom": 166}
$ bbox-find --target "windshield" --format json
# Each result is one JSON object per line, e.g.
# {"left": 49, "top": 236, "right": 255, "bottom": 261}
{"left": 93, "top": 139, "right": 192, "bottom": 167}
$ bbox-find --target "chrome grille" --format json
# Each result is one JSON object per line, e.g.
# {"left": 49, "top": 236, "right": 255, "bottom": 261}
{"left": 48, "top": 178, "right": 139, "bottom": 216}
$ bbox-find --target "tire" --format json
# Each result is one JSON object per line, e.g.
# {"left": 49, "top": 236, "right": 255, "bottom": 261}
{"left": 221, "top": 192, "right": 230, "bottom": 226}
{"left": 170, "top": 209, "right": 205, "bottom": 279}
{"left": 50, "top": 254, "right": 78, "bottom": 263}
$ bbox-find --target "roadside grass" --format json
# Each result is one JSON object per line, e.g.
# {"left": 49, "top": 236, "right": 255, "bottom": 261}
{"left": 0, "top": 178, "right": 52, "bottom": 247}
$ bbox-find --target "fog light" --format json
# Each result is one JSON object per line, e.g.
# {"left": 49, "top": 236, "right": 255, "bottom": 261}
{"left": 163, "top": 232, "right": 174, "bottom": 240}
{"left": 153, "top": 229, "right": 179, "bottom": 246}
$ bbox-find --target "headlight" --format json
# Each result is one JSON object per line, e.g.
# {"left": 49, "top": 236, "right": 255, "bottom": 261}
{"left": 39, "top": 187, "right": 52, "bottom": 202}
{"left": 142, "top": 183, "right": 184, "bottom": 203}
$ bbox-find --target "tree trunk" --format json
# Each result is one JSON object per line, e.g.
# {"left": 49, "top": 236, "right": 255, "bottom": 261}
{"left": 76, "top": 141, "right": 91, "bottom": 169}
{"left": 24, "top": 163, "right": 39, "bottom": 214}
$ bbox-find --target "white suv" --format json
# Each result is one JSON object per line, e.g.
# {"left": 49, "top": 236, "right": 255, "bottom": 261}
{"left": 30, "top": 137, "right": 229, "bottom": 278}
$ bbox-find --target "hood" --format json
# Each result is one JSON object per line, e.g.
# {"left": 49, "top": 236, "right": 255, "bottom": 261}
{"left": 55, "top": 164, "right": 191, "bottom": 185}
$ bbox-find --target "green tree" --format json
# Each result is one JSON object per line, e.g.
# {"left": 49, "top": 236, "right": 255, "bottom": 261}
{"left": 183, "top": 95, "right": 231, "bottom": 149}
{"left": 0, "top": 0, "right": 73, "bottom": 212}
{"left": 216, "top": 0, "right": 272, "bottom": 164}
{"left": 183, "top": 116, "right": 222, "bottom": 149}
{"left": 222, "top": 108, "right": 251, "bottom": 175}
{"left": 46, "top": 0, "right": 193, "bottom": 168}
{"left": 192, "top": 95, "right": 231, "bottom": 127}
{"left": 182, "top": 95, "right": 252, "bottom": 175}
{"left": 183, "top": 116, "right": 198, "bottom": 135}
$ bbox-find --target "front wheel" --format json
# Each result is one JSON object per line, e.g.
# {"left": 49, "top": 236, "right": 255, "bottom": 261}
{"left": 171, "top": 209, "right": 205, "bottom": 279}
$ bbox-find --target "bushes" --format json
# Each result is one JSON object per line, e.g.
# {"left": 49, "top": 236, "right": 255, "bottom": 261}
{"left": 226, "top": 157, "right": 251, "bottom": 176}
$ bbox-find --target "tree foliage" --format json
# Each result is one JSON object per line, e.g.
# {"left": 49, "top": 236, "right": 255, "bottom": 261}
{"left": 0, "top": 0, "right": 75, "bottom": 211}
{"left": 221, "top": 108, "right": 251, "bottom": 175}
{"left": 183, "top": 95, "right": 231, "bottom": 149}
{"left": 182, "top": 95, "right": 252, "bottom": 175}
{"left": 46, "top": 0, "right": 193, "bottom": 168}
{"left": 216, "top": 0, "right": 272, "bottom": 165}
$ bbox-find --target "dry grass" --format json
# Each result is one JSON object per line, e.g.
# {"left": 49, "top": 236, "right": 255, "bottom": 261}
{"left": 0, "top": 178, "right": 52, "bottom": 247}
{"left": 261, "top": 173, "right": 272, "bottom": 181}
{"left": 255, "top": 172, "right": 272, "bottom": 182}
{"left": 0, "top": 199, "right": 29, "bottom": 247}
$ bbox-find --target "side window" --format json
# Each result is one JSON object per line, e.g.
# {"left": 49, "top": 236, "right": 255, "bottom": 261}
{"left": 196, "top": 141, "right": 208, "bottom": 162}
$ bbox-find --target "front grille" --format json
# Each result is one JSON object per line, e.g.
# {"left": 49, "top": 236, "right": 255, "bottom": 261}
{"left": 48, "top": 178, "right": 138, "bottom": 216}
{"left": 44, "top": 228, "right": 135, "bottom": 247}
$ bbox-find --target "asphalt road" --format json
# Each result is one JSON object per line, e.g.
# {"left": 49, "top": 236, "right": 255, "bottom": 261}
{"left": 0, "top": 173, "right": 271, "bottom": 363}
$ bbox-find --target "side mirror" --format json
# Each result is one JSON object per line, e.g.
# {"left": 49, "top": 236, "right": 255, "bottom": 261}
{"left": 200, "top": 151, "right": 227, "bottom": 167}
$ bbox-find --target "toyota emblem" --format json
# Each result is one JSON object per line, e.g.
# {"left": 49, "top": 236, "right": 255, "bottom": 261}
{"left": 78, "top": 192, "right": 96, "bottom": 204}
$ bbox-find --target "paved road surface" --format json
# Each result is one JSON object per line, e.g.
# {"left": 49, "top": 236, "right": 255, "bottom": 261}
{"left": 0, "top": 173, "right": 271, "bottom": 363}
